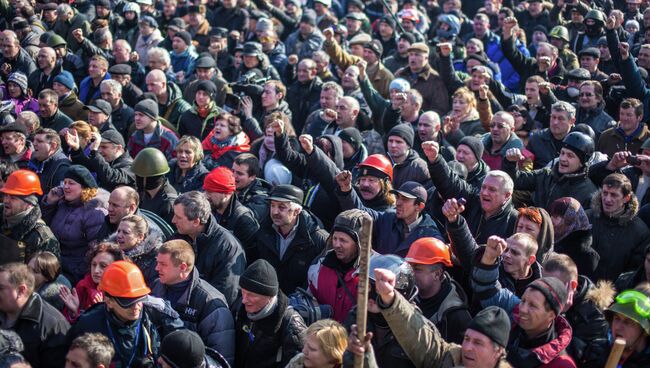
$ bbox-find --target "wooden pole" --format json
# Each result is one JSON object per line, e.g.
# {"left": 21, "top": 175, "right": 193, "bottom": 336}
{"left": 604, "top": 338, "right": 626, "bottom": 368}
{"left": 354, "top": 214, "right": 373, "bottom": 368}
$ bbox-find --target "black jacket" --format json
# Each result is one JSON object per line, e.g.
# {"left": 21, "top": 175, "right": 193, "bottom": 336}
{"left": 139, "top": 179, "right": 178, "bottom": 226}
{"left": 40, "top": 109, "right": 73, "bottom": 133}
{"left": 234, "top": 292, "right": 306, "bottom": 368}
{"left": 554, "top": 230, "right": 599, "bottom": 280}
{"left": 174, "top": 214, "right": 247, "bottom": 310}
{"left": 111, "top": 101, "right": 135, "bottom": 140}
{"left": 416, "top": 276, "right": 471, "bottom": 345}
{"left": 218, "top": 195, "right": 260, "bottom": 252}
{"left": 238, "top": 178, "right": 272, "bottom": 219}
{"left": 152, "top": 268, "right": 236, "bottom": 365}
{"left": 526, "top": 128, "right": 564, "bottom": 169}
{"left": 70, "top": 148, "right": 135, "bottom": 192}
{"left": 29, "top": 149, "right": 71, "bottom": 195}
{"left": 2, "top": 293, "right": 70, "bottom": 368}
{"left": 167, "top": 160, "right": 209, "bottom": 194}
{"left": 0, "top": 204, "right": 60, "bottom": 262}
{"left": 252, "top": 210, "right": 328, "bottom": 295}
{"left": 285, "top": 77, "right": 322, "bottom": 134}
{"left": 393, "top": 149, "right": 431, "bottom": 189}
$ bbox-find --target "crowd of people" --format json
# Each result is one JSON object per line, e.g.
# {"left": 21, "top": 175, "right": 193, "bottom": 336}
{"left": 3, "top": 0, "right": 650, "bottom": 367}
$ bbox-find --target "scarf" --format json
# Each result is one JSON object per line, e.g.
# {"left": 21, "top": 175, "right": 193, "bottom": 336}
{"left": 553, "top": 197, "right": 591, "bottom": 242}
{"left": 247, "top": 296, "right": 278, "bottom": 321}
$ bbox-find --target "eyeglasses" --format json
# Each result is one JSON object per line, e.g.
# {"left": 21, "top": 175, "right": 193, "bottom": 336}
{"left": 579, "top": 92, "right": 594, "bottom": 97}
{"left": 259, "top": 36, "right": 274, "bottom": 43}
{"left": 489, "top": 123, "right": 508, "bottom": 129}
{"left": 615, "top": 290, "right": 650, "bottom": 318}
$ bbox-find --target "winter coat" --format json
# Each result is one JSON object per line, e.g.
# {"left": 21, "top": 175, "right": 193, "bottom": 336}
{"left": 111, "top": 101, "right": 135, "bottom": 140}
{"left": 251, "top": 210, "right": 328, "bottom": 295}
{"left": 40, "top": 109, "right": 73, "bottom": 134}
{"left": 284, "top": 29, "right": 325, "bottom": 59}
{"left": 266, "top": 41, "right": 288, "bottom": 77}
{"left": 481, "top": 133, "right": 524, "bottom": 171}
{"left": 174, "top": 214, "right": 247, "bottom": 310}
{"left": 0, "top": 204, "right": 60, "bottom": 262}
{"left": 526, "top": 128, "right": 564, "bottom": 169}
{"left": 202, "top": 131, "right": 251, "bottom": 170}
{"left": 337, "top": 188, "right": 443, "bottom": 257}
{"left": 588, "top": 193, "right": 650, "bottom": 281}
{"left": 217, "top": 195, "right": 260, "bottom": 251}
{"left": 482, "top": 30, "right": 530, "bottom": 92}
{"left": 238, "top": 178, "right": 272, "bottom": 219}
{"left": 108, "top": 231, "right": 161, "bottom": 285}
{"left": 52, "top": 11, "right": 91, "bottom": 52}
{"left": 308, "top": 250, "right": 359, "bottom": 323}
{"left": 210, "top": 6, "right": 249, "bottom": 33}
{"left": 575, "top": 105, "right": 616, "bottom": 138}
{"left": 152, "top": 268, "right": 235, "bottom": 365}
{"left": 67, "top": 298, "right": 185, "bottom": 367}
{"left": 428, "top": 156, "right": 518, "bottom": 244}
{"left": 58, "top": 91, "right": 87, "bottom": 122}
{"left": 128, "top": 121, "right": 180, "bottom": 161}
{"left": 373, "top": 291, "right": 513, "bottom": 368}
{"left": 235, "top": 292, "right": 306, "bottom": 368}
{"left": 78, "top": 72, "right": 111, "bottom": 105}
{"left": 502, "top": 35, "right": 565, "bottom": 93}
{"left": 41, "top": 193, "right": 108, "bottom": 282}
{"left": 416, "top": 276, "right": 471, "bottom": 345}
{"left": 0, "top": 48, "right": 36, "bottom": 78}
{"left": 139, "top": 179, "right": 178, "bottom": 226}
{"left": 616, "top": 245, "right": 650, "bottom": 291}
{"left": 64, "top": 273, "right": 101, "bottom": 323}
{"left": 502, "top": 159, "right": 598, "bottom": 210}
{"left": 554, "top": 230, "right": 599, "bottom": 279}
{"left": 167, "top": 159, "right": 209, "bottom": 194}
{"left": 393, "top": 149, "right": 431, "bottom": 189}
{"left": 170, "top": 48, "right": 198, "bottom": 77}
{"left": 242, "top": 101, "right": 294, "bottom": 141}
{"left": 159, "top": 82, "right": 192, "bottom": 129}
{"left": 0, "top": 293, "right": 70, "bottom": 368}
{"left": 182, "top": 75, "right": 231, "bottom": 108}
{"left": 597, "top": 124, "right": 650, "bottom": 159}
{"left": 395, "top": 63, "right": 450, "bottom": 115}
{"left": 286, "top": 77, "right": 322, "bottom": 134}
{"left": 134, "top": 28, "right": 163, "bottom": 66}
{"left": 179, "top": 103, "right": 221, "bottom": 141}
{"left": 70, "top": 148, "right": 136, "bottom": 192}
{"left": 36, "top": 274, "right": 71, "bottom": 312}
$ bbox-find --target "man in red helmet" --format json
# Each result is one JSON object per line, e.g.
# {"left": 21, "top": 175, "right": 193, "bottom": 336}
{"left": 0, "top": 169, "right": 59, "bottom": 262}
{"left": 405, "top": 237, "right": 471, "bottom": 344}
{"left": 67, "top": 261, "right": 185, "bottom": 367}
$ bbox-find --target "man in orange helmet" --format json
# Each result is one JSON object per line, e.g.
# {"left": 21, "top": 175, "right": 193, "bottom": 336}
{"left": 66, "top": 261, "right": 184, "bottom": 367}
{"left": 405, "top": 237, "right": 471, "bottom": 344}
{"left": 0, "top": 169, "right": 59, "bottom": 262}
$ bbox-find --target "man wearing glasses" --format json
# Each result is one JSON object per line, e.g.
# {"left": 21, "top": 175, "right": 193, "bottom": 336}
{"left": 481, "top": 111, "right": 526, "bottom": 170}
{"left": 575, "top": 80, "right": 616, "bottom": 138}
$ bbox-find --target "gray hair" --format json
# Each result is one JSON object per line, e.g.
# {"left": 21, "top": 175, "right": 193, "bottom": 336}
{"left": 322, "top": 81, "right": 343, "bottom": 97}
{"left": 551, "top": 101, "right": 576, "bottom": 120}
{"left": 101, "top": 79, "right": 122, "bottom": 94}
{"left": 57, "top": 3, "right": 72, "bottom": 15}
{"left": 485, "top": 170, "right": 514, "bottom": 194}
{"left": 174, "top": 191, "right": 212, "bottom": 224}
{"left": 113, "top": 39, "right": 132, "bottom": 52}
{"left": 148, "top": 47, "right": 171, "bottom": 67}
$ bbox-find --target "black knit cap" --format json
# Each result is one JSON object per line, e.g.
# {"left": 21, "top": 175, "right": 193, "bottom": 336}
{"left": 160, "top": 330, "right": 205, "bottom": 368}
{"left": 339, "top": 127, "right": 363, "bottom": 151}
{"left": 458, "top": 136, "right": 484, "bottom": 161}
{"left": 135, "top": 99, "right": 159, "bottom": 120}
{"left": 399, "top": 32, "right": 416, "bottom": 44}
{"left": 195, "top": 80, "right": 217, "bottom": 99}
{"left": 174, "top": 30, "right": 192, "bottom": 46}
{"left": 64, "top": 165, "right": 98, "bottom": 189}
{"left": 239, "top": 259, "right": 279, "bottom": 297}
{"left": 388, "top": 124, "right": 414, "bottom": 147}
{"left": 526, "top": 277, "right": 568, "bottom": 316}
{"left": 467, "top": 306, "right": 511, "bottom": 347}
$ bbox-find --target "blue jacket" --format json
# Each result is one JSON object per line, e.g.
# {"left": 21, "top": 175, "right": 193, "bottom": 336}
{"left": 170, "top": 49, "right": 198, "bottom": 76}
{"left": 284, "top": 29, "right": 325, "bottom": 59}
{"left": 78, "top": 72, "right": 111, "bottom": 105}
{"left": 336, "top": 187, "right": 443, "bottom": 257}
{"left": 482, "top": 31, "right": 530, "bottom": 92}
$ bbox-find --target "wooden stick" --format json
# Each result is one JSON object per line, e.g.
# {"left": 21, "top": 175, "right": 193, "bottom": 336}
{"left": 354, "top": 214, "right": 373, "bottom": 368}
{"left": 604, "top": 338, "right": 626, "bottom": 368}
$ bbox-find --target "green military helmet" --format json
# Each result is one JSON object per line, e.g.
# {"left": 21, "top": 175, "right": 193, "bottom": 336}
{"left": 132, "top": 148, "right": 170, "bottom": 177}
{"left": 605, "top": 290, "right": 650, "bottom": 335}
{"left": 585, "top": 9, "right": 605, "bottom": 23}
{"left": 549, "top": 26, "right": 570, "bottom": 43}
{"left": 46, "top": 34, "right": 67, "bottom": 48}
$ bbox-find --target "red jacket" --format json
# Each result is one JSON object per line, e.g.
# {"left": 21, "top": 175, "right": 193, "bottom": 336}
{"left": 64, "top": 273, "right": 102, "bottom": 323}
{"left": 308, "top": 251, "right": 358, "bottom": 323}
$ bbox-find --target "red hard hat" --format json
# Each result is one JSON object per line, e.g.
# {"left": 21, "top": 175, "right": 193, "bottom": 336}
{"left": 405, "top": 237, "right": 452, "bottom": 267}
{"left": 357, "top": 154, "right": 393, "bottom": 181}
{"left": 98, "top": 261, "right": 151, "bottom": 298}
{"left": 0, "top": 169, "right": 43, "bottom": 196}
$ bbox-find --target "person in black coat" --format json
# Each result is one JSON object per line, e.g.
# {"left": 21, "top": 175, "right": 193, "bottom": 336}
{"left": 69, "top": 129, "right": 135, "bottom": 192}
{"left": 232, "top": 153, "right": 272, "bottom": 218}
{"left": 615, "top": 244, "right": 650, "bottom": 292}
{"left": 28, "top": 128, "right": 71, "bottom": 195}
{"left": 250, "top": 185, "right": 328, "bottom": 294}
{"left": 285, "top": 59, "right": 322, "bottom": 134}
{"left": 235, "top": 259, "right": 306, "bottom": 368}
{"left": 37, "top": 89, "right": 73, "bottom": 133}
{"left": 0, "top": 263, "right": 70, "bottom": 368}
{"left": 172, "top": 191, "right": 247, "bottom": 310}
{"left": 166, "top": 136, "right": 209, "bottom": 194}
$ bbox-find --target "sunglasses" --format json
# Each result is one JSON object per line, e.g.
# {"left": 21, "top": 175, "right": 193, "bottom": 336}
{"left": 615, "top": 290, "right": 650, "bottom": 318}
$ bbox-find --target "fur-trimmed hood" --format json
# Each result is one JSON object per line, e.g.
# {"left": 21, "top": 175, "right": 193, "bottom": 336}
{"left": 590, "top": 190, "right": 638, "bottom": 225}
{"left": 584, "top": 279, "right": 616, "bottom": 311}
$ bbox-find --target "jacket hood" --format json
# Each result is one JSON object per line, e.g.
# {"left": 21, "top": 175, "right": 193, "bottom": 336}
{"left": 515, "top": 207, "right": 554, "bottom": 262}
{"left": 590, "top": 190, "right": 639, "bottom": 225}
{"left": 320, "top": 134, "right": 344, "bottom": 170}
{"left": 584, "top": 279, "right": 616, "bottom": 311}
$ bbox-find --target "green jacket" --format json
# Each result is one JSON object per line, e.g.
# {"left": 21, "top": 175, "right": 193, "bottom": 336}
{"left": 375, "top": 292, "right": 513, "bottom": 368}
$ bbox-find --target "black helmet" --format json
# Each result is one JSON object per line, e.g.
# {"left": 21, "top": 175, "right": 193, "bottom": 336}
{"left": 573, "top": 124, "right": 596, "bottom": 143}
{"left": 562, "top": 132, "right": 595, "bottom": 164}
{"left": 369, "top": 255, "right": 416, "bottom": 300}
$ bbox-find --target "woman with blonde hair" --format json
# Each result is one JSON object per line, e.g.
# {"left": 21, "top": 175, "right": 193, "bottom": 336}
{"left": 168, "top": 135, "right": 209, "bottom": 193}
{"left": 110, "top": 214, "right": 161, "bottom": 284}
{"left": 63, "top": 121, "right": 99, "bottom": 156}
{"left": 286, "top": 319, "right": 348, "bottom": 368}
{"left": 42, "top": 165, "right": 108, "bottom": 283}
{"left": 444, "top": 87, "right": 485, "bottom": 144}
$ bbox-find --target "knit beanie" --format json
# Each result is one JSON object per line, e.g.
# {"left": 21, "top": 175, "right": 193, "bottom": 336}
{"left": 64, "top": 165, "right": 98, "bottom": 189}
{"left": 195, "top": 80, "right": 217, "bottom": 100}
{"left": 203, "top": 167, "right": 236, "bottom": 194}
{"left": 389, "top": 78, "right": 410, "bottom": 93}
{"left": 135, "top": 99, "right": 159, "bottom": 120}
{"left": 467, "top": 306, "right": 511, "bottom": 348}
{"left": 388, "top": 124, "right": 415, "bottom": 147}
{"left": 159, "top": 330, "right": 205, "bottom": 368}
{"left": 459, "top": 136, "right": 484, "bottom": 161}
{"left": 526, "top": 277, "right": 568, "bottom": 316}
{"left": 53, "top": 71, "right": 76, "bottom": 91}
{"left": 7, "top": 72, "right": 28, "bottom": 95}
{"left": 256, "top": 17, "right": 274, "bottom": 32}
{"left": 239, "top": 259, "right": 279, "bottom": 297}
{"left": 339, "top": 127, "right": 363, "bottom": 152}
{"left": 174, "top": 30, "right": 192, "bottom": 46}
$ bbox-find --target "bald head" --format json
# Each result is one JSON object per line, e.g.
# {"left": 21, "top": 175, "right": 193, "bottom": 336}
{"left": 146, "top": 69, "right": 166, "bottom": 83}
{"left": 38, "top": 47, "right": 57, "bottom": 69}
{"left": 108, "top": 186, "right": 139, "bottom": 224}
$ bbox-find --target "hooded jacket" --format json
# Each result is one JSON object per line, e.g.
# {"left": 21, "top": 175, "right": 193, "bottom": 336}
{"left": 514, "top": 207, "right": 555, "bottom": 262}
{"left": 392, "top": 149, "right": 431, "bottom": 189}
{"left": 554, "top": 229, "right": 599, "bottom": 280}
{"left": 588, "top": 192, "right": 650, "bottom": 281}
{"left": 308, "top": 249, "right": 360, "bottom": 323}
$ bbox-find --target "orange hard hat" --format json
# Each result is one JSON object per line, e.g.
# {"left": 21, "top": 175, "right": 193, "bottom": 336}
{"left": 98, "top": 261, "right": 151, "bottom": 298}
{"left": 357, "top": 154, "right": 393, "bottom": 181}
{"left": 405, "top": 237, "right": 452, "bottom": 267}
{"left": 0, "top": 169, "right": 43, "bottom": 196}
